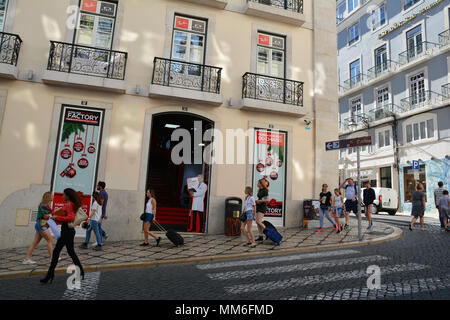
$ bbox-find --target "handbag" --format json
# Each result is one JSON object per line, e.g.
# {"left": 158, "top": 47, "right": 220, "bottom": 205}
{"left": 140, "top": 212, "right": 146, "bottom": 221}
{"left": 68, "top": 207, "right": 88, "bottom": 228}
{"left": 239, "top": 211, "right": 247, "bottom": 222}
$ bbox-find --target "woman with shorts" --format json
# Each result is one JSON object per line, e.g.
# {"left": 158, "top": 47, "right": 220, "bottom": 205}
{"left": 140, "top": 189, "right": 161, "bottom": 247}
{"left": 331, "top": 188, "right": 345, "bottom": 233}
{"left": 241, "top": 187, "right": 257, "bottom": 248}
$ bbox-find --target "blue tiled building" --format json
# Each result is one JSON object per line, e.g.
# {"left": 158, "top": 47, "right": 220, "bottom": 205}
{"left": 336, "top": 0, "right": 450, "bottom": 213}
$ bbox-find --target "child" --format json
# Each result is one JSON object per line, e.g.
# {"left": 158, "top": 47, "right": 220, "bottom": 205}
{"left": 241, "top": 187, "right": 257, "bottom": 248}
{"left": 331, "top": 188, "right": 345, "bottom": 234}
{"left": 439, "top": 190, "right": 449, "bottom": 232}
{"left": 79, "top": 192, "right": 104, "bottom": 251}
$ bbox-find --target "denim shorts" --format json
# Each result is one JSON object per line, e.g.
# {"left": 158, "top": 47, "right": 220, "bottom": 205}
{"left": 334, "top": 207, "right": 344, "bottom": 217}
{"left": 34, "top": 220, "right": 48, "bottom": 233}
{"left": 144, "top": 213, "right": 154, "bottom": 223}
{"left": 245, "top": 210, "right": 255, "bottom": 221}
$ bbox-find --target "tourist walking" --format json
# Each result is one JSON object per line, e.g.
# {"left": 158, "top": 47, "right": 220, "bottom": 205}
{"left": 241, "top": 187, "right": 257, "bottom": 248}
{"left": 340, "top": 178, "right": 359, "bottom": 229}
{"left": 317, "top": 184, "right": 337, "bottom": 232}
{"left": 40, "top": 188, "right": 84, "bottom": 284}
{"left": 409, "top": 184, "right": 426, "bottom": 231}
{"left": 140, "top": 189, "right": 161, "bottom": 247}
{"left": 188, "top": 175, "right": 208, "bottom": 233}
{"left": 255, "top": 179, "right": 269, "bottom": 242}
{"left": 79, "top": 192, "right": 103, "bottom": 251}
{"left": 331, "top": 188, "right": 345, "bottom": 233}
{"left": 96, "top": 181, "right": 109, "bottom": 241}
{"left": 438, "top": 190, "right": 449, "bottom": 231}
{"left": 363, "top": 181, "right": 375, "bottom": 230}
{"left": 23, "top": 192, "right": 54, "bottom": 264}
{"left": 434, "top": 181, "right": 446, "bottom": 228}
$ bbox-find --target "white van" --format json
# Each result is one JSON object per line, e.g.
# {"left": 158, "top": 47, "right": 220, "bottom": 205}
{"left": 361, "top": 187, "right": 398, "bottom": 215}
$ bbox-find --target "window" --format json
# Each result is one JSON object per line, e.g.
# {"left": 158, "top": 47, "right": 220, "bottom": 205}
{"left": 76, "top": 0, "right": 117, "bottom": 49}
{"left": 349, "top": 59, "right": 361, "bottom": 86}
{"left": 405, "top": 118, "right": 435, "bottom": 143}
{"left": 408, "top": 71, "right": 426, "bottom": 105}
{"left": 348, "top": 22, "right": 359, "bottom": 45}
{"left": 403, "top": 165, "right": 427, "bottom": 203}
{"left": 376, "top": 86, "right": 390, "bottom": 107}
{"left": 348, "top": 0, "right": 359, "bottom": 13}
{"left": 372, "top": 3, "right": 386, "bottom": 30}
{"left": 374, "top": 45, "right": 388, "bottom": 75}
{"left": 257, "top": 32, "right": 285, "bottom": 78}
{"left": 350, "top": 96, "right": 362, "bottom": 122}
{"left": 406, "top": 25, "right": 423, "bottom": 61}
{"left": 0, "top": 0, "right": 8, "bottom": 31}
{"left": 380, "top": 167, "right": 392, "bottom": 188}
{"left": 404, "top": 0, "right": 421, "bottom": 11}
{"left": 378, "top": 129, "right": 390, "bottom": 148}
{"left": 336, "top": 1, "right": 346, "bottom": 23}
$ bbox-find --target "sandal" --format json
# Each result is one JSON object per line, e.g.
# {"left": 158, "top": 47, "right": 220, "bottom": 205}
{"left": 249, "top": 244, "right": 257, "bottom": 248}
{"left": 243, "top": 243, "right": 251, "bottom": 247}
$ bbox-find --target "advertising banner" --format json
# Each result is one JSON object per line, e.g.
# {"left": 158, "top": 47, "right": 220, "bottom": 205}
{"left": 253, "top": 129, "right": 287, "bottom": 226}
{"left": 51, "top": 106, "right": 104, "bottom": 235}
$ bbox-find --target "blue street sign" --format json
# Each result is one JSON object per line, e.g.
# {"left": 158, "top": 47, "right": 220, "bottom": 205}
{"left": 412, "top": 160, "right": 420, "bottom": 170}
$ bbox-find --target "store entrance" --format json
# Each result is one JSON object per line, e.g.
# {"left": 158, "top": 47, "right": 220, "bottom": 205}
{"left": 146, "top": 112, "right": 213, "bottom": 232}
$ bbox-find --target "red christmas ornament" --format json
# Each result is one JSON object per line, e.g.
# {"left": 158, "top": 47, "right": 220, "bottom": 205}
{"left": 265, "top": 157, "right": 273, "bottom": 167}
{"left": 73, "top": 141, "right": 84, "bottom": 153}
{"left": 66, "top": 167, "right": 77, "bottom": 178}
{"left": 256, "top": 163, "right": 265, "bottom": 173}
{"left": 61, "top": 148, "right": 72, "bottom": 160}
{"left": 77, "top": 158, "right": 89, "bottom": 169}
{"left": 277, "top": 160, "right": 282, "bottom": 167}
{"left": 270, "top": 171, "right": 278, "bottom": 180}
{"left": 88, "top": 145, "right": 96, "bottom": 154}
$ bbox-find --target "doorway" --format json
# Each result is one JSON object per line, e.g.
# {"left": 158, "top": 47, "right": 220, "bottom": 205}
{"left": 146, "top": 112, "right": 214, "bottom": 232}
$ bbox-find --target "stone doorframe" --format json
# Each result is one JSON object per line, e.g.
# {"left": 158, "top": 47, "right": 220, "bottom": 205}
{"left": 137, "top": 106, "right": 221, "bottom": 233}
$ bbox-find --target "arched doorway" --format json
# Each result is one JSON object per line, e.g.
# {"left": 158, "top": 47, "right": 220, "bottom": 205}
{"left": 146, "top": 112, "right": 214, "bottom": 233}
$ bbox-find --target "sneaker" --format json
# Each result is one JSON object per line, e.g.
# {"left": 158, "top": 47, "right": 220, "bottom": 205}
{"left": 79, "top": 243, "right": 88, "bottom": 249}
{"left": 367, "top": 225, "right": 373, "bottom": 230}
{"left": 22, "top": 259, "right": 36, "bottom": 265}
{"left": 156, "top": 237, "right": 161, "bottom": 247}
{"left": 344, "top": 224, "right": 349, "bottom": 230}
{"left": 256, "top": 236, "right": 264, "bottom": 242}
{"left": 243, "top": 243, "right": 251, "bottom": 247}
{"left": 93, "top": 245, "right": 103, "bottom": 251}
{"left": 139, "top": 242, "right": 149, "bottom": 247}
{"left": 103, "top": 234, "right": 108, "bottom": 240}
{"left": 334, "top": 224, "right": 338, "bottom": 232}
{"left": 92, "top": 242, "right": 98, "bottom": 247}
{"left": 316, "top": 228, "right": 324, "bottom": 232}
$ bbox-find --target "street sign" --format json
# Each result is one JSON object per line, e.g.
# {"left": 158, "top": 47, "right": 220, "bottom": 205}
{"left": 412, "top": 160, "right": 420, "bottom": 170}
{"left": 325, "top": 136, "right": 372, "bottom": 151}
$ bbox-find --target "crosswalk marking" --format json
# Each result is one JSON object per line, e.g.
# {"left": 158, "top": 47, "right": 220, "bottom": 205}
{"left": 282, "top": 276, "right": 450, "bottom": 300}
{"left": 207, "top": 255, "right": 389, "bottom": 280}
{"left": 62, "top": 271, "right": 101, "bottom": 300}
{"left": 224, "top": 263, "right": 428, "bottom": 294}
{"left": 196, "top": 249, "right": 360, "bottom": 270}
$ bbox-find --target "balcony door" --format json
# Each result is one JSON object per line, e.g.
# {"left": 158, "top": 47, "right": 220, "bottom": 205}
{"left": 374, "top": 86, "right": 390, "bottom": 120}
{"left": 350, "top": 96, "right": 362, "bottom": 124}
{"left": 73, "top": 0, "right": 118, "bottom": 77}
{"left": 374, "top": 45, "right": 388, "bottom": 75}
{"left": 406, "top": 25, "right": 423, "bottom": 62}
{"left": 409, "top": 72, "right": 426, "bottom": 106}
{"left": 349, "top": 59, "right": 361, "bottom": 87}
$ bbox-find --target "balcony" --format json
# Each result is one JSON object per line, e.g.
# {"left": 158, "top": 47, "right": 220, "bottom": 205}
{"left": 442, "top": 83, "right": 450, "bottom": 100}
{"left": 341, "top": 74, "right": 365, "bottom": 93}
{"left": 181, "top": 0, "right": 228, "bottom": 8}
{"left": 398, "top": 41, "right": 439, "bottom": 66}
{"left": 42, "top": 41, "right": 128, "bottom": 93}
{"left": 149, "top": 57, "right": 223, "bottom": 105}
{"left": 341, "top": 114, "right": 369, "bottom": 132}
{"left": 439, "top": 29, "right": 450, "bottom": 48}
{"left": 244, "top": 0, "right": 305, "bottom": 26}
{"left": 366, "top": 60, "right": 399, "bottom": 83}
{"left": 0, "top": 32, "right": 22, "bottom": 79}
{"left": 400, "top": 90, "right": 445, "bottom": 112}
{"left": 240, "top": 72, "right": 305, "bottom": 116}
{"left": 368, "top": 104, "right": 399, "bottom": 122}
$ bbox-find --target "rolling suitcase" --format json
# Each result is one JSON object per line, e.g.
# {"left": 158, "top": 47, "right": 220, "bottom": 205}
{"left": 153, "top": 220, "right": 184, "bottom": 247}
{"left": 262, "top": 220, "right": 282, "bottom": 245}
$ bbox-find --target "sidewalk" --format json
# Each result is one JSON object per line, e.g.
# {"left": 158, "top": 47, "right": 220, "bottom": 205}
{"left": 0, "top": 219, "right": 402, "bottom": 279}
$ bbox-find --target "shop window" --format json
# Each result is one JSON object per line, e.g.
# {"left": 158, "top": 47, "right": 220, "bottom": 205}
{"left": 257, "top": 32, "right": 285, "bottom": 78}
{"left": 380, "top": 166, "right": 392, "bottom": 188}
{"left": 403, "top": 165, "right": 427, "bottom": 203}
{"left": 171, "top": 15, "right": 206, "bottom": 67}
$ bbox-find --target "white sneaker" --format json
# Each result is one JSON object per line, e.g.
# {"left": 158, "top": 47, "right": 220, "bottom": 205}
{"left": 92, "top": 242, "right": 98, "bottom": 247}
{"left": 22, "top": 259, "right": 36, "bottom": 264}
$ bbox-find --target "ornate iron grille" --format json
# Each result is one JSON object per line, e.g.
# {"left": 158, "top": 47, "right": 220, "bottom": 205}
{"left": 0, "top": 32, "right": 22, "bottom": 66}
{"left": 248, "top": 0, "right": 303, "bottom": 13}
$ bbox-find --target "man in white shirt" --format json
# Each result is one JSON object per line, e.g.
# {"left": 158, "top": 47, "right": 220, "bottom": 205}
{"left": 189, "top": 174, "right": 208, "bottom": 233}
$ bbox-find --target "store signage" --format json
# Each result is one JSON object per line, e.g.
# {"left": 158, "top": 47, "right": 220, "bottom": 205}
{"left": 175, "top": 17, "right": 189, "bottom": 30}
{"left": 82, "top": 0, "right": 98, "bottom": 13}
{"left": 100, "top": 2, "right": 116, "bottom": 16}
{"left": 65, "top": 108, "right": 101, "bottom": 126}
{"left": 191, "top": 20, "right": 205, "bottom": 33}
{"left": 253, "top": 129, "right": 286, "bottom": 223}
{"left": 378, "top": 0, "right": 445, "bottom": 39}
{"left": 258, "top": 34, "right": 270, "bottom": 46}
{"left": 326, "top": 136, "right": 372, "bottom": 151}
{"left": 272, "top": 37, "right": 284, "bottom": 49}
{"left": 412, "top": 160, "right": 420, "bottom": 170}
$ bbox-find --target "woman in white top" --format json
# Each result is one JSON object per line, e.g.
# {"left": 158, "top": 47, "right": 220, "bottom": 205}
{"left": 241, "top": 186, "right": 257, "bottom": 248}
{"left": 80, "top": 192, "right": 103, "bottom": 251}
{"left": 140, "top": 189, "right": 161, "bottom": 247}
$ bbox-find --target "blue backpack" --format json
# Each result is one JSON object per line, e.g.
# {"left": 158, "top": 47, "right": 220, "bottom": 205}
{"left": 263, "top": 226, "right": 283, "bottom": 245}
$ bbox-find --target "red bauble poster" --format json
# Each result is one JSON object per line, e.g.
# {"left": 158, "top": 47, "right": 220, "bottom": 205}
{"left": 270, "top": 171, "right": 278, "bottom": 180}
{"left": 88, "top": 145, "right": 96, "bottom": 154}
{"left": 74, "top": 141, "right": 84, "bottom": 152}
{"left": 256, "top": 163, "right": 265, "bottom": 173}
{"left": 265, "top": 157, "right": 273, "bottom": 166}
{"left": 61, "top": 148, "right": 72, "bottom": 160}
{"left": 78, "top": 158, "right": 89, "bottom": 169}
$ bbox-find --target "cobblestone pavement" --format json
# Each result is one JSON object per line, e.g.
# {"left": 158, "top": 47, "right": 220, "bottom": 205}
{"left": 0, "top": 218, "right": 395, "bottom": 276}
{"left": 0, "top": 216, "right": 449, "bottom": 300}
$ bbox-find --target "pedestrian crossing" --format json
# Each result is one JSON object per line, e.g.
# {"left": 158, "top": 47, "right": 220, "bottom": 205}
{"left": 196, "top": 249, "right": 442, "bottom": 300}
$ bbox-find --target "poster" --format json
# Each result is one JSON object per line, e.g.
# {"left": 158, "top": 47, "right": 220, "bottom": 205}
{"left": 51, "top": 105, "right": 104, "bottom": 235}
{"left": 253, "top": 129, "right": 287, "bottom": 226}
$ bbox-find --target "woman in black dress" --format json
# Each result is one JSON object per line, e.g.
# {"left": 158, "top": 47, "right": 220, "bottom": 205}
{"left": 410, "top": 183, "right": 426, "bottom": 231}
{"left": 255, "top": 179, "right": 269, "bottom": 242}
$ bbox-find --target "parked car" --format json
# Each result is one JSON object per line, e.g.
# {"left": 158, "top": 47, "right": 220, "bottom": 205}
{"left": 360, "top": 187, "right": 398, "bottom": 215}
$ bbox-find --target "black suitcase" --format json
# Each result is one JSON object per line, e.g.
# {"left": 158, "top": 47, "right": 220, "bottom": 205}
{"left": 153, "top": 221, "right": 184, "bottom": 247}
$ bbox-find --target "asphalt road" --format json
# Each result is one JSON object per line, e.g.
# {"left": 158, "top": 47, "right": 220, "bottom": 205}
{"left": 0, "top": 214, "right": 449, "bottom": 301}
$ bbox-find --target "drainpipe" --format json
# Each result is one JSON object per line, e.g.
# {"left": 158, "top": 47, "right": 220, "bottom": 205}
{"left": 392, "top": 114, "right": 401, "bottom": 211}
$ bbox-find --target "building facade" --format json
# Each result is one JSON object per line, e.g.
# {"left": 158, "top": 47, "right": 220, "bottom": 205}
{"left": 0, "top": 0, "right": 338, "bottom": 249}
{"left": 337, "top": 0, "right": 450, "bottom": 213}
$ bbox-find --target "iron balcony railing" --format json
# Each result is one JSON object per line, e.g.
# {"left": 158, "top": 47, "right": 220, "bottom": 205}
{"left": 47, "top": 41, "right": 128, "bottom": 80}
{"left": 242, "top": 72, "right": 304, "bottom": 106}
{"left": 248, "top": 0, "right": 303, "bottom": 13}
{"left": 366, "top": 60, "right": 399, "bottom": 82}
{"left": 342, "top": 114, "right": 369, "bottom": 130}
{"left": 342, "top": 73, "right": 366, "bottom": 91}
{"left": 0, "top": 32, "right": 22, "bottom": 66}
{"left": 439, "top": 29, "right": 450, "bottom": 48}
{"left": 368, "top": 104, "right": 400, "bottom": 122}
{"left": 151, "top": 57, "right": 222, "bottom": 94}
{"left": 400, "top": 90, "right": 445, "bottom": 112}
{"left": 442, "top": 83, "right": 450, "bottom": 99}
{"left": 398, "top": 41, "right": 439, "bottom": 65}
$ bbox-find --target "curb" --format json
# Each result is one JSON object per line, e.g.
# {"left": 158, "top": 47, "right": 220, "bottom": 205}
{"left": 0, "top": 225, "right": 403, "bottom": 280}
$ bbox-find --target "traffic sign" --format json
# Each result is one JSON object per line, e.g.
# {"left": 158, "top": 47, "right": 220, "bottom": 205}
{"left": 412, "top": 160, "right": 420, "bottom": 170}
{"left": 326, "top": 136, "right": 372, "bottom": 151}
